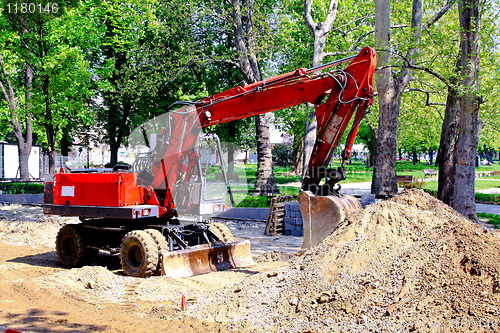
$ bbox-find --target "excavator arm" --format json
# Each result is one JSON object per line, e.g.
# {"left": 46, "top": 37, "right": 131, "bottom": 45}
{"left": 150, "top": 47, "right": 376, "bottom": 252}
{"left": 154, "top": 47, "right": 376, "bottom": 208}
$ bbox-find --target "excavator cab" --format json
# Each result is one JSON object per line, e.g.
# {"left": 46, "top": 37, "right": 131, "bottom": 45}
{"left": 134, "top": 132, "right": 229, "bottom": 218}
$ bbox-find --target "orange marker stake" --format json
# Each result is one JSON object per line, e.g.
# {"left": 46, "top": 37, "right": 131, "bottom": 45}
{"left": 181, "top": 292, "right": 187, "bottom": 311}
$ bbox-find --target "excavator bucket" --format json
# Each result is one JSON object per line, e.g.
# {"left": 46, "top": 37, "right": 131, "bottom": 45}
{"left": 160, "top": 240, "right": 254, "bottom": 278}
{"left": 297, "top": 190, "right": 361, "bottom": 254}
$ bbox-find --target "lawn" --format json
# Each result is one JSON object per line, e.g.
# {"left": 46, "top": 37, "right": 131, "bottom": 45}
{"left": 229, "top": 159, "right": 500, "bottom": 208}
{"left": 477, "top": 213, "right": 500, "bottom": 228}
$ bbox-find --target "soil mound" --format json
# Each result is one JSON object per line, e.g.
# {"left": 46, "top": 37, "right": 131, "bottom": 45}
{"left": 191, "top": 189, "right": 500, "bottom": 332}
{"left": 0, "top": 204, "right": 77, "bottom": 248}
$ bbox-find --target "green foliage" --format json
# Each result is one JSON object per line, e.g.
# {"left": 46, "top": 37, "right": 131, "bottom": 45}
{"left": 1, "top": 1, "right": 98, "bottom": 157}
{"left": 475, "top": 193, "right": 500, "bottom": 205}
{"left": 477, "top": 213, "right": 500, "bottom": 229}
{"left": 272, "top": 143, "right": 293, "bottom": 167}
{"left": 0, "top": 182, "right": 43, "bottom": 194}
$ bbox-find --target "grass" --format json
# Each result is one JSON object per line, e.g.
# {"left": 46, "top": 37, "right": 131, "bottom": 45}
{"left": 475, "top": 193, "right": 500, "bottom": 204}
{"left": 423, "top": 179, "right": 500, "bottom": 193}
{"left": 228, "top": 160, "right": 500, "bottom": 207}
{"left": 477, "top": 213, "right": 500, "bottom": 229}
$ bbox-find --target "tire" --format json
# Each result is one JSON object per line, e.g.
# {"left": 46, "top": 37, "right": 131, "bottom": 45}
{"left": 120, "top": 230, "right": 159, "bottom": 278}
{"left": 208, "top": 222, "right": 235, "bottom": 243}
{"left": 144, "top": 229, "right": 169, "bottom": 275}
{"left": 56, "top": 224, "right": 97, "bottom": 267}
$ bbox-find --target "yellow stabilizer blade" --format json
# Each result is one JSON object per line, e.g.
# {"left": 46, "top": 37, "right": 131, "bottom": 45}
{"left": 160, "top": 240, "right": 254, "bottom": 278}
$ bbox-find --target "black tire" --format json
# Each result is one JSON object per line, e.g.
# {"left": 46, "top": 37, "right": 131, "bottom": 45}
{"left": 56, "top": 224, "right": 97, "bottom": 267}
{"left": 144, "top": 229, "right": 169, "bottom": 275}
{"left": 208, "top": 222, "right": 235, "bottom": 243}
{"left": 120, "top": 230, "right": 158, "bottom": 278}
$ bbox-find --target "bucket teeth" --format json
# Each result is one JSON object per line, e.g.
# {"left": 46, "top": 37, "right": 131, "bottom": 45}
{"left": 297, "top": 190, "right": 361, "bottom": 254}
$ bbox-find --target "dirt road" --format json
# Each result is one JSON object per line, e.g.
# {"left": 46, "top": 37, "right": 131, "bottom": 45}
{"left": 0, "top": 205, "right": 295, "bottom": 333}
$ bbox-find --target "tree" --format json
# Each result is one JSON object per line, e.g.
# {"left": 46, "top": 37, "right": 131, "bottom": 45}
{"left": 452, "top": 0, "right": 483, "bottom": 220}
{"left": 222, "top": 0, "right": 277, "bottom": 195}
{"left": 372, "top": 0, "right": 423, "bottom": 196}
{"left": 0, "top": 9, "right": 34, "bottom": 180}
{"left": 0, "top": 54, "right": 32, "bottom": 180}
{"left": 437, "top": 75, "right": 460, "bottom": 204}
{"left": 86, "top": 0, "right": 156, "bottom": 167}
{"left": 301, "top": 0, "right": 339, "bottom": 176}
{"left": 1, "top": 1, "right": 95, "bottom": 174}
{"left": 372, "top": 0, "right": 454, "bottom": 196}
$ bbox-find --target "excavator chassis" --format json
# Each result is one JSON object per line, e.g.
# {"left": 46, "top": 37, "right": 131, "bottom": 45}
{"left": 44, "top": 171, "right": 254, "bottom": 278}
{"left": 49, "top": 215, "right": 254, "bottom": 278}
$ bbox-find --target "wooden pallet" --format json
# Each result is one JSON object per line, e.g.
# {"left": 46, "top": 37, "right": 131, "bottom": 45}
{"left": 265, "top": 196, "right": 293, "bottom": 236}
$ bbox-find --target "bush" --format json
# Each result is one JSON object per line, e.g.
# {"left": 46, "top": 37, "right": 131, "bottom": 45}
{"left": 402, "top": 180, "right": 426, "bottom": 190}
{"left": 475, "top": 192, "right": 500, "bottom": 204}
{"left": 0, "top": 182, "right": 44, "bottom": 194}
{"left": 272, "top": 143, "right": 293, "bottom": 167}
{"left": 104, "top": 161, "right": 130, "bottom": 168}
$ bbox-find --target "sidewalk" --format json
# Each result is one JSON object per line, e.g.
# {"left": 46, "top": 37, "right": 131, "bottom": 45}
{"left": 477, "top": 203, "right": 500, "bottom": 215}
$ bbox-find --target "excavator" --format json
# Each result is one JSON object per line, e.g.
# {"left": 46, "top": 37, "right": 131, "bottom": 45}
{"left": 43, "top": 47, "right": 376, "bottom": 278}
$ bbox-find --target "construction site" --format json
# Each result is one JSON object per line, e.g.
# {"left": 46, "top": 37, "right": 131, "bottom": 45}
{"left": 1, "top": 188, "right": 500, "bottom": 332}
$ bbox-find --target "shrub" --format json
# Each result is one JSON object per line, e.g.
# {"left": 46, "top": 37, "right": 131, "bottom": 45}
{"left": 272, "top": 143, "right": 293, "bottom": 167}
{"left": 0, "top": 182, "right": 44, "bottom": 194}
{"left": 475, "top": 193, "right": 500, "bottom": 204}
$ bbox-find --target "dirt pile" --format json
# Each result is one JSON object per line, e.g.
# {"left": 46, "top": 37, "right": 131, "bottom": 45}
{"left": 0, "top": 204, "right": 77, "bottom": 248}
{"left": 189, "top": 189, "right": 500, "bottom": 332}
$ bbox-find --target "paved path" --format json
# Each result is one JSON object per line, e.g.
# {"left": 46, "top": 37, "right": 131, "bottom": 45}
{"left": 477, "top": 203, "right": 500, "bottom": 215}
{"left": 477, "top": 188, "right": 500, "bottom": 194}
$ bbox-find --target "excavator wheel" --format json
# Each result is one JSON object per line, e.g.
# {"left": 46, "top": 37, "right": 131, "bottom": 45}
{"left": 56, "top": 224, "right": 98, "bottom": 267}
{"left": 120, "top": 230, "right": 159, "bottom": 278}
{"left": 208, "top": 222, "right": 235, "bottom": 243}
{"left": 144, "top": 229, "right": 169, "bottom": 275}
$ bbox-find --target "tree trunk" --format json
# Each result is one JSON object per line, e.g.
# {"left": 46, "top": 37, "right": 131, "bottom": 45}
{"left": 227, "top": 145, "right": 235, "bottom": 176}
{"left": 292, "top": 135, "right": 304, "bottom": 175}
{"left": 437, "top": 88, "right": 459, "bottom": 205}
{"left": 452, "top": 0, "right": 482, "bottom": 221}
{"left": 372, "top": 0, "right": 397, "bottom": 195}
{"left": 367, "top": 124, "right": 377, "bottom": 167}
{"left": 229, "top": 0, "right": 277, "bottom": 195}
{"left": 0, "top": 56, "right": 33, "bottom": 180}
{"left": 302, "top": 111, "right": 317, "bottom": 177}
{"left": 483, "top": 145, "right": 493, "bottom": 163}
{"left": 302, "top": 0, "right": 338, "bottom": 176}
{"left": 451, "top": 0, "right": 482, "bottom": 219}
{"left": 372, "top": 0, "right": 423, "bottom": 196}
{"left": 110, "top": 144, "right": 119, "bottom": 167}
{"left": 60, "top": 128, "right": 71, "bottom": 157}
{"left": 19, "top": 64, "right": 33, "bottom": 180}
{"left": 254, "top": 113, "right": 276, "bottom": 195}
{"left": 42, "top": 72, "right": 57, "bottom": 174}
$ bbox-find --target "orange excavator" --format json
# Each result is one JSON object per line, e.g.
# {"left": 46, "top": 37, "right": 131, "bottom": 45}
{"left": 43, "top": 47, "right": 376, "bottom": 278}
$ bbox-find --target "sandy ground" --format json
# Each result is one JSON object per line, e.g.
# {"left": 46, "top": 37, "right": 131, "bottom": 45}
{"left": 2, "top": 190, "right": 500, "bottom": 332}
{"left": 0, "top": 204, "right": 299, "bottom": 332}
